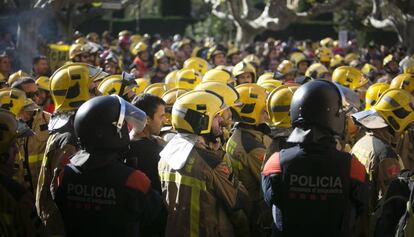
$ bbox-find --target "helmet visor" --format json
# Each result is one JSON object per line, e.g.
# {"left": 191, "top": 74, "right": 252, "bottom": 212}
{"left": 112, "top": 95, "right": 147, "bottom": 134}
{"left": 334, "top": 82, "right": 361, "bottom": 114}
{"left": 88, "top": 65, "right": 109, "bottom": 82}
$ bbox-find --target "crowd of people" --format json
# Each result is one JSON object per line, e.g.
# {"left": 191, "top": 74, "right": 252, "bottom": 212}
{"left": 1, "top": 29, "right": 414, "bottom": 237}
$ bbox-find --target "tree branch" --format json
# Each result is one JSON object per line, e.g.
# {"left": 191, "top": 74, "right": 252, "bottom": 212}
{"left": 366, "top": 15, "right": 396, "bottom": 28}
{"left": 294, "top": 0, "right": 351, "bottom": 19}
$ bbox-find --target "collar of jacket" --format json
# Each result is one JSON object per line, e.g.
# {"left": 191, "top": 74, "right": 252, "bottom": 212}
{"left": 368, "top": 127, "right": 398, "bottom": 148}
{"left": 236, "top": 123, "right": 271, "bottom": 143}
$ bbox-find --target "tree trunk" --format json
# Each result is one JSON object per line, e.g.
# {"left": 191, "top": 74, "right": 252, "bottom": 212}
{"left": 16, "top": 9, "right": 45, "bottom": 72}
{"left": 235, "top": 24, "right": 263, "bottom": 46}
{"left": 399, "top": 21, "right": 414, "bottom": 52}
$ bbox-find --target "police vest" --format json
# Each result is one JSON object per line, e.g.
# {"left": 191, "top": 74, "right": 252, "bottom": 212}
{"left": 277, "top": 145, "right": 353, "bottom": 237}
{"left": 55, "top": 158, "right": 144, "bottom": 237}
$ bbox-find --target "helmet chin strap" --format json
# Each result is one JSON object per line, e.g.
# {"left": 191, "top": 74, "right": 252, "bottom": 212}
{"left": 112, "top": 95, "right": 125, "bottom": 139}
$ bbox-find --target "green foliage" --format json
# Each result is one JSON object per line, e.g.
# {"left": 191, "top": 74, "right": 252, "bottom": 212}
{"left": 333, "top": 0, "right": 376, "bottom": 45}
{"left": 185, "top": 15, "right": 234, "bottom": 42}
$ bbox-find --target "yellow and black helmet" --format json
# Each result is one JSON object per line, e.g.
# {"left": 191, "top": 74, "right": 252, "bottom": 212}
{"left": 373, "top": 88, "right": 414, "bottom": 132}
{"left": 332, "top": 66, "right": 369, "bottom": 90}
{"left": 143, "top": 83, "right": 169, "bottom": 97}
{"left": 232, "top": 61, "right": 257, "bottom": 82}
{"left": 164, "top": 70, "right": 178, "bottom": 89}
{"left": 390, "top": 73, "right": 414, "bottom": 95}
{"left": 202, "top": 69, "right": 233, "bottom": 85}
{"left": 50, "top": 63, "right": 107, "bottom": 112}
{"left": 365, "top": 83, "right": 389, "bottom": 110}
{"left": 233, "top": 83, "right": 267, "bottom": 125}
{"left": 266, "top": 85, "right": 298, "bottom": 128}
{"left": 35, "top": 76, "right": 50, "bottom": 91}
{"left": 7, "top": 70, "right": 29, "bottom": 86}
{"left": 305, "top": 63, "right": 329, "bottom": 79}
{"left": 161, "top": 88, "right": 190, "bottom": 126}
{"left": 176, "top": 69, "right": 202, "bottom": 90}
{"left": 183, "top": 57, "right": 209, "bottom": 76}
{"left": 0, "top": 88, "right": 26, "bottom": 116}
{"left": 172, "top": 90, "right": 226, "bottom": 134}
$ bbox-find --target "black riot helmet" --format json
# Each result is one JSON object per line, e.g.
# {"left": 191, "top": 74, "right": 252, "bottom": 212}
{"left": 290, "top": 80, "right": 346, "bottom": 136}
{"left": 74, "top": 95, "right": 147, "bottom": 152}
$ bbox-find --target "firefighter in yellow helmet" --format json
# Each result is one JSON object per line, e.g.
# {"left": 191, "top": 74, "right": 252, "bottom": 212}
{"left": 133, "top": 78, "right": 150, "bottom": 96}
{"left": 378, "top": 54, "right": 400, "bottom": 83}
{"left": 0, "top": 87, "right": 27, "bottom": 116}
{"left": 233, "top": 61, "right": 257, "bottom": 85}
{"left": 158, "top": 90, "right": 248, "bottom": 237}
{"left": 195, "top": 81, "right": 241, "bottom": 147}
{"left": 365, "top": 83, "right": 390, "bottom": 110}
{"left": 289, "top": 52, "right": 310, "bottom": 76}
{"left": 399, "top": 56, "right": 414, "bottom": 74}
{"left": 176, "top": 68, "right": 202, "bottom": 90}
{"left": 35, "top": 76, "right": 54, "bottom": 113}
{"left": 265, "top": 85, "right": 298, "bottom": 159}
{"left": 258, "top": 79, "right": 284, "bottom": 93}
{"left": 143, "top": 83, "right": 169, "bottom": 97}
{"left": 332, "top": 66, "right": 369, "bottom": 89}
{"left": 315, "top": 47, "right": 333, "bottom": 68}
{"left": 390, "top": 73, "right": 414, "bottom": 171}
{"left": 330, "top": 54, "right": 345, "bottom": 70}
{"left": 150, "top": 49, "right": 171, "bottom": 84}
{"left": 68, "top": 43, "right": 90, "bottom": 63}
{"left": 7, "top": 70, "right": 29, "bottom": 87}
{"left": 361, "top": 63, "right": 379, "bottom": 82}
{"left": 164, "top": 70, "right": 178, "bottom": 89}
{"left": 160, "top": 88, "right": 190, "bottom": 140}
{"left": 208, "top": 44, "right": 227, "bottom": 67}
{"left": 183, "top": 57, "right": 209, "bottom": 76}
{"left": 344, "top": 53, "right": 360, "bottom": 65}
{"left": 132, "top": 42, "right": 151, "bottom": 78}
{"left": 389, "top": 73, "right": 414, "bottom": 95}
{"left": 9, "top": 78, "right": 51, "bottom": 197}
{"left": 226, "top": 83, "right": 272, "bottom": 236}
{"left": 0, "top": 109, "right": 45, "bottom": 237}
{"left": 275, "top": 60, "right": 296, "bottom": 84}
{"left": 256, "top": 72, "right": 276, "bottom": 85}
{"left": 202, "top": 68, "right": 234, "bottom": 85}
{"left": 98, "top": 75, "right": 136, "bottom": 101}
{"left": 305, "top": 63, "right": 330, "bottom": 80}
{"left": 332, "top": 66, "right": 370, "bottom": 101}
{"left": 36, "top": 63, "right": 104, "bottom": 236}
{"left": 352, "top": 89, "right": 412, "bottom": 210}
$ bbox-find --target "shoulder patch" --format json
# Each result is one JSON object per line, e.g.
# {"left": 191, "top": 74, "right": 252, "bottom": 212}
{"left": 262, "top": 152, "right": 281, "bottom": 176}
{"left": 241, "top": 131, "right": 265, "bottom": 153}
{"left": 350, "top": 156, "right": 366, "bottom": 183}
{"left": 126, "top": 170, "right": 151, "bottom": 193}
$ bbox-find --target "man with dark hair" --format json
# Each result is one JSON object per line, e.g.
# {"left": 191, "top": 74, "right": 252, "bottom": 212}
{"left": 11, "top": 77, "right": 41, "bottom": 105}
{"left": 32, "top": 56, "right": 50, "bottom": 78}
{"left": 126, "top": 93, "right": 167, "bottom": 237}
{"left": 128, "top": 93, "right": 167, "bottom": 192}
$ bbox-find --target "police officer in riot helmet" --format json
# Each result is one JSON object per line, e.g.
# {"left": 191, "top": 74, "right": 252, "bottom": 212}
{"left": 54, "top": 95, "right": 162, "bottom": 237}
{"left": 262, "top": 80, "right": 368, "bottom": 236}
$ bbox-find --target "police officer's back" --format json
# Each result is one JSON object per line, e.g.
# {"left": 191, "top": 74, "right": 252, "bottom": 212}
{"left": 54, "top": 96, "right": 161, "bottom": 237}
{"left": 262, "top": 80, "right": 368, "bottom": 236}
